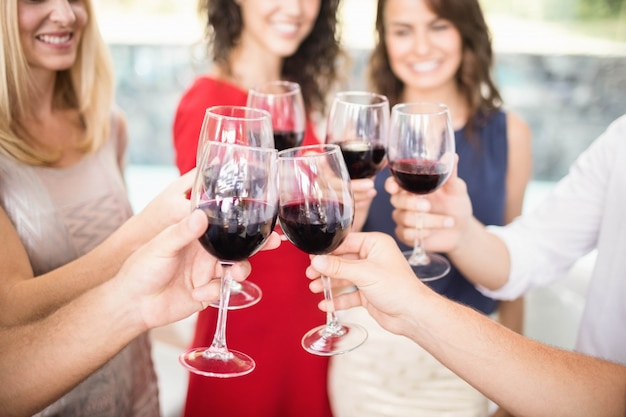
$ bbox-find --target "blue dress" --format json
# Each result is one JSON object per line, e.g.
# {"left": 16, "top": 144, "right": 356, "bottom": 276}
{"left": 364, "top": 110, "right": 508, "bottom": 314}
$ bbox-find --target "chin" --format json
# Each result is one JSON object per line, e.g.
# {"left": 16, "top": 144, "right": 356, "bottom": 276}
{"left": 270, "top": 40, "right": 303, "bottom": 58}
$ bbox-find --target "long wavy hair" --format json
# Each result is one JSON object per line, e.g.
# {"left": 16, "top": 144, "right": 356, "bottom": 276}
{"left": 198, "top": 0, "right": 342, "bottom": 116}
{"left": 0, "top": 0, "right": 114, "bottom": 165}
{"left": 370, "top": 0, "right": 502, "bottom": 133}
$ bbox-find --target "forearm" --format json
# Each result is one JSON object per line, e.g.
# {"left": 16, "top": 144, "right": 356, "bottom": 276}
{"left": 0, "top": 278, "right": 144, "bottom": 417}
{"left": 3, "top": 214, "right": 148, "bottom": 325}
{"left": 404, "top": 291, "right": 626, "bottom": 417}
{"left": 447, "top": 217, "right": 511, "bottom": 291}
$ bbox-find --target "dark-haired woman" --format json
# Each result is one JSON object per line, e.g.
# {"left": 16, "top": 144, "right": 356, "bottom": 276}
{"left": 329, "top": 0, "right": 532, "bottom": 416}
{"left": 172, "top": 1, "right": 354, "bottom": 416}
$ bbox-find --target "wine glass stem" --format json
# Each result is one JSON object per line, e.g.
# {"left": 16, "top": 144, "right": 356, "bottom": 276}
{"left": 321, "top": 275, "right": 345, "bottom": 336}
{"left": 208, "top": 263, "right": 234, "bottom": 356}
{"left": 409, "top": 196, "right": 428, "bottom": 265}
{"left": 229, "top": 279, "right": 243, "bottom": 293}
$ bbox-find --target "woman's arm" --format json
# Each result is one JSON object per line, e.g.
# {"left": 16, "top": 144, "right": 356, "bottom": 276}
{"left": 496, "top": 112, "right": 532, "bottom": 335}
{"left": 386, "top": 167, "right": 513, "bottom": 290}
{"left": 0, "top": 170, "right": 195, "bottom": 325}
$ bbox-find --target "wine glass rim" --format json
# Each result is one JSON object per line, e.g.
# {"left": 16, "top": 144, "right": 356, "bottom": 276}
{"left": 205, "top": 105, "right": 272, "bottom": 122}
{"left": 248, "top": 80, "right": 301, "bottom": 95}
{"left": 277, "top": 143, "right": 340, "bottom": 159}
{"left": 204, "top": 139, "right": 278, "bottom": 156}
{"left": 334, "top": 91, "right": 389, "bottom": 107}
{"left": 392, "top": 101, "right": 450, "bottom": 116}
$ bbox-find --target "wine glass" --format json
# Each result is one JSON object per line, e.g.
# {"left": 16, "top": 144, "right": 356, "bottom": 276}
{"left": 180, "top": 141, "right": 279, "bottom": 378}
{"left": 197, "top": 105, "right": 274, "bottom": 309}
{"left": 246, "top": 80, "right": 306, "bottom": 151}
{"left": 387, "top": 102, "right": 456, "bottom": 281}
{"left": 325, "top": 91, "right": 389, "bottom": 179}
{"left": 277, "top": 143, "right": 368, "bottom": 355}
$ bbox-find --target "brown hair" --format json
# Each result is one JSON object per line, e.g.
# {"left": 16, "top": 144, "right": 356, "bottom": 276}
{"left": 199, "top": 0, "right": 343, "bottom": 116}
{"left": 370, "top": 0, "right": 502, "bottom": 132}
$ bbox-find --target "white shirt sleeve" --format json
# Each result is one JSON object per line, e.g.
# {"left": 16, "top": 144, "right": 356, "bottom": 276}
{"left": 476, "top": 115, "right": 624, "bottom": 300}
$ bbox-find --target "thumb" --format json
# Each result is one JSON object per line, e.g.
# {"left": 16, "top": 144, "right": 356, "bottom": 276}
{"left": 441, "top": 154, "right": 462, "bottom": 192}
{"left": 311, "top": 254, "right": 363, "bottom": 287}
{"left": 169, "top": 167, "right": 197, "bottom": 196}
{"left": 145, "top": 209, "right": 207, "bottom": 256}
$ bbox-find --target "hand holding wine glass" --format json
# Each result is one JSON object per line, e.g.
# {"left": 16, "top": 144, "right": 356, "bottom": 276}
{"left": 247, "top": 80, "right": 306, "bottom": 151}
{"left": 196, "top": 105, "right": 274, "bottom": 309}
{"left": 277, "top": 144, "right": 367, "bottom": 356}
{"left": 387, "top": 102, "right": 456, "bottom": 281}
{"left": 180, "top": 141, "right": 279, "bottom": 378}
{"left": 325, "top": 91, "right": 389, "bottom": 179}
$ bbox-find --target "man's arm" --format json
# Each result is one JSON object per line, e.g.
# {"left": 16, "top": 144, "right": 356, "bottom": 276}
{"left": 0, "top": 210, "right": 279, "bottom": 417}
{"left": 307, "top": 232, "right": 626, "bottom": 417}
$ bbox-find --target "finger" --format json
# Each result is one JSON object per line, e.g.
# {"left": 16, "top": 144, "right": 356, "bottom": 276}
{"left": 229, "top": 261, "right": 252, "bottom": 282}
{"left": 191, "top": 278, "right": 222, "bottom": 304}
{"left": 169, "top": 168, "right": 197, "bottom": 196}
{"left": 322, "top": 232, "right": 373, "bottom": 257}
{"left": 384, "top": 175, "right": 400, "bottom": 194}
{"left": 144, "top": 209, "right": 207, "bottom": 257}
{"left": 353, "top": 188, "right": 377, "bottom": 203}
{"left": 350, "top": 178, "right": 375, "bottom": 192}
{"left": 307, "top": 275, "right": 355, "bottom": 292}
{"left": 309, "top": 232, "right": 394, "bottom": 283}
{"left": 439, "top": 156, "right": 465, "bottom": 195}
{"left": 318, "top": 290, "right": 362, "bottom": 312}
{"left": 259, "top": 231, "right": 281, "bottom": 252}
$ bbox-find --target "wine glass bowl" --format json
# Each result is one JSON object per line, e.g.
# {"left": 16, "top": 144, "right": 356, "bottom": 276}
{"left": 197, "top": 105, "right": 275, "bottom": 158}
{"left": 196, "top": 105, "right": 275, "bottom": 309}
{"left": 387, "top": 102, "right": 456, "bottom": 281}
{"left": 277, "top": 143, "right": 368, "bottom": 356}
{"left": 325, "top": 91, "right": 389, "bottom": 179}
{"left": 247, "top": 80, "right": 306, "bottom": 151}
{"left": 180, "top": 141, "right": 279, "bottom": 378}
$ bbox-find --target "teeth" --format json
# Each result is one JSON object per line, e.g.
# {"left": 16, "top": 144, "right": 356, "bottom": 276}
{"left": 273, "top": 22, "right": 298, "bottom": 34}
{"left": 38, "top": 34, "right": 72, "bottom": 45}
{"left": 411, "top": 61, "right": 438, "bottom": 72}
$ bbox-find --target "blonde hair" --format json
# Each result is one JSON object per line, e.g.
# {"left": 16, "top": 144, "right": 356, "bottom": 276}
{"left": 0, "top": 0, "right": 115, "bottom": 165}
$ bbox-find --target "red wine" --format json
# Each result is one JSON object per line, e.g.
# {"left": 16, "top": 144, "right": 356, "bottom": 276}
{"left": 198, "top": 199, "right": 277, "bottom": 261}
{"left": 336, "top": 140, "right": 386, "bottom": 179}
{"left": 279, "top": 200, "right": 351, "bottom": 254}
{"left": 274, "top": 130, "right": 304, "bottom": 152}
{"left": 389, "top": 158, "right": 449, "bottom": 194}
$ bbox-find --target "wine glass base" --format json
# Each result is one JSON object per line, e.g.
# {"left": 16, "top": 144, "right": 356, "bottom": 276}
{"left": 301, "top": 323, "right": 368, "bottom": 356}
{"left": 179, "top": 347, "right": 255, "bottom": 378}
{"left": 403, "top": 250, "right": 450, "bottom": 282}
{"left": 209, "top": 281, "right": 262, "bottom": 310}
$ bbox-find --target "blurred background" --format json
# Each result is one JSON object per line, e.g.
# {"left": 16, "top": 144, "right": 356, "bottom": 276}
{"left": 91, "top": 1, "right": 625, "bottom": 415}
{"left": 94, "top": 0, "right": 626, "bottom": 180}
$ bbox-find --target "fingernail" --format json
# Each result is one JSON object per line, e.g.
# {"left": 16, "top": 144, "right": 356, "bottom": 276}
{"left": 443, "top": 217, "right": 455, "bottom": 228}
{"left": 311, "top": 255, "right": 328, "bottom": 269}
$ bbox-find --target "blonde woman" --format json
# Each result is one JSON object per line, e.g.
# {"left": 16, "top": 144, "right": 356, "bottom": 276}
{"left": 0, "top": 0, "right": 193, "bottom": 415}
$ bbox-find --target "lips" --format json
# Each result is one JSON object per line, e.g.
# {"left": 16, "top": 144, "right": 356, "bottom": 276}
{"left": 36, "top": 33, "right": 73, "bottom": 45}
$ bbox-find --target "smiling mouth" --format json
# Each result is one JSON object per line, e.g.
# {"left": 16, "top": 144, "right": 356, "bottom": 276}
{"left": 37, "top": 34, "right": 73, "bottom": 45}
{"left": 411, "top": 61, "right": 439, "bottom": 72}
{"left": 272, "top": 22, "right": 299, "bottom": 36}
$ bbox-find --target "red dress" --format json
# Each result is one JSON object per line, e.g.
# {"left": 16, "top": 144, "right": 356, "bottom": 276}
{"left": 173, "top": 76, "right": 333, "bottom": 417}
